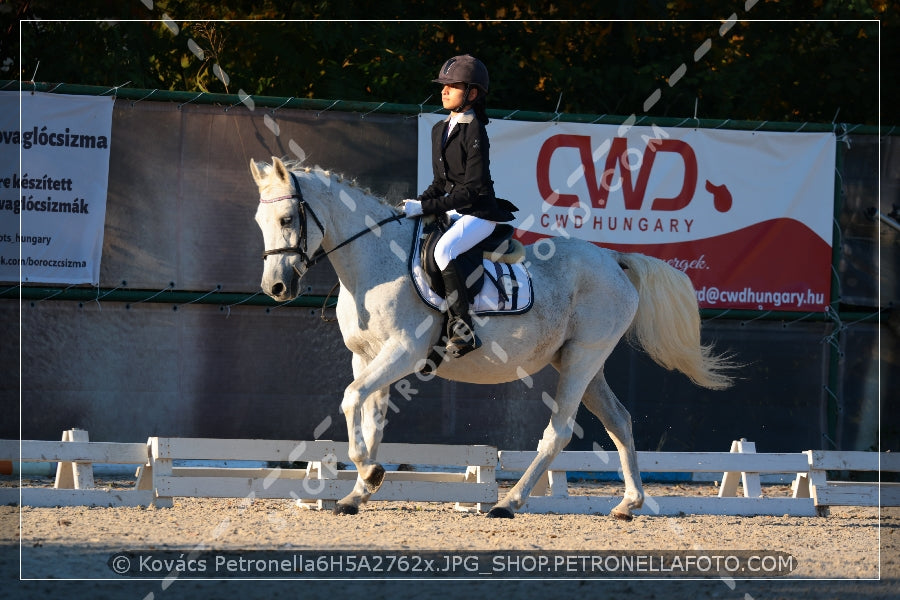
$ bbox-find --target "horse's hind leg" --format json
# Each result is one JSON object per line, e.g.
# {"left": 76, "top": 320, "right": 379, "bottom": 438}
{"left": 581, "top": 371, "right": 645, "bottom": 520}
{"left": 488, "top": 349, "right": 597, "bottom": 518}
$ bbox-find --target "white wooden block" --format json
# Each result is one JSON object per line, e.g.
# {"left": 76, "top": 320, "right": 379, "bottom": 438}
{"left": 548, "top": 470, "right": 568, "bottom": 497}
{"left": 309, "top": 455, "right": 339, "bottom": 511}
{"left": 53, "top": 430, "right": 74, "bottom": 489}
{"left": 791, "top": 473, "right": 811, "bottom": 498}
{"left": 531, "top": 471, "right": 550, "bottom": 497}
{"left": 54, "top": 429, "right": 94, "bottom": 490}
{"left": 739, "top": 441, "right": 762, "bottom": 498}
{"left": 135, "top": 464, "right": 154, "bottom": 491}
{"left": 456, "top": 465, "right": 496, "bottom": 513}
{"left": 151, "top": 454, "right": 174, "bottom": 508}
{"left": 718, "top": 440, "right": 742, "bottom": 498}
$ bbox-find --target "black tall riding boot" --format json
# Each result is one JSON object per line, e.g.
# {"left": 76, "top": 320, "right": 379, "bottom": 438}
{"left": 440, "top": 260, "right": 482, "bottom": 358}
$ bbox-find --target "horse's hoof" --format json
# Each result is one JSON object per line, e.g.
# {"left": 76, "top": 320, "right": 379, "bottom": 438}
{"left": 611, "top": 509, "right": 634, "bottom": 521}
{"left": 486, "top": 506, "right": 515, "bottom": 519}
{"left": 363, "top": 464, "right": 386, "bottom": 493}
{"left": 333, "top": 503, "right": 359, "bottom": 516}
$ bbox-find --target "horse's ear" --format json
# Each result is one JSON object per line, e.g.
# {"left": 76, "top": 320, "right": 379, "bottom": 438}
{"left": 272, "top": 156, "right": 290, "bottom": 183}
{"left": 249, "top": 159, "right": 263, "bottom": 185}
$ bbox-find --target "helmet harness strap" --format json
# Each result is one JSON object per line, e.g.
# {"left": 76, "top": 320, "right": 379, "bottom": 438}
{"left": 454, "top": 83, "right": 474, "bottom": 112}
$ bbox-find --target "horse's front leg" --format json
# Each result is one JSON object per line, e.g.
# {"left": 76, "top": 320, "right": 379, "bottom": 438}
{"left": 334, "top": 342, "right": 417, "bottom": 515}
{"left": 334, "top": 355, "right": 390, "bottom": 513}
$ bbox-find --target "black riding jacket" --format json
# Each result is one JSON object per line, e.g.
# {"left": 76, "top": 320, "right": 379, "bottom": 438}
{"left": 418, "top": 113, "right": 516, "bottom": 222}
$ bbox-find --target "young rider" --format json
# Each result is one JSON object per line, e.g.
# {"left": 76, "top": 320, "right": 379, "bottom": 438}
{"left": 403, "top": 54, "right": 517, "bottom": 358}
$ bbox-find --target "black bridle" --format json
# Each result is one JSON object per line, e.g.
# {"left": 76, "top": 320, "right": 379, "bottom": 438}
{"left": 260, "top": 171, "right": 404, "bottom": 270}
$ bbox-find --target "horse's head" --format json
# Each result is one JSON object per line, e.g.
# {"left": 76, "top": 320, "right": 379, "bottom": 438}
{"left": 251, "top": 156, "right": 326, "bottom": 301}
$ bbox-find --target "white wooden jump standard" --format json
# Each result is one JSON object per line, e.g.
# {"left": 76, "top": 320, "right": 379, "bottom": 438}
{"left": 500, "top": 440, "right": 819, "bottom": 517}
{"left": 0, "top": 428, "right": 153, "bottom": 507}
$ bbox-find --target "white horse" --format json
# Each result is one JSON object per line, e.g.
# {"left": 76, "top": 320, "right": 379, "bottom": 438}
{"left": 251, "top": 157, "right": 733, "bottom": 519}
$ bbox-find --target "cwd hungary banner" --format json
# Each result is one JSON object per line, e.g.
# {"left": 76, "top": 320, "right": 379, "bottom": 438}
{"left": 0, "top": 91, "right": 114, "bottom": 285}
{"left": 417, "top": 115, "right": 836, "bottom": 312}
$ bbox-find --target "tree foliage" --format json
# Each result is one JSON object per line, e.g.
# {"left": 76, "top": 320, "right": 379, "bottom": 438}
{"left": 1, "top": 0, "right": 893, "bottom": 125}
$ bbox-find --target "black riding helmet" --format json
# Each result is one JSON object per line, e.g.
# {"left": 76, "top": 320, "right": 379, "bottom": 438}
{"left": 433, "top": 55, "right": 489, "bottom": 112}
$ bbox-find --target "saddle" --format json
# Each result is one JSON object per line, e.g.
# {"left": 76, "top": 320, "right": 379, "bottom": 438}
{"left": 418, "top": 215, "right": 522, "bottom": 299}
{"left": 410, "top": 216, "right": 533, "bottom": 316}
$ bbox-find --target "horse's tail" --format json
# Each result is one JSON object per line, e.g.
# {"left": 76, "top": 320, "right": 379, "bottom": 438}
{"left": 616, "top": 252, "right": 735, "bottom": 390}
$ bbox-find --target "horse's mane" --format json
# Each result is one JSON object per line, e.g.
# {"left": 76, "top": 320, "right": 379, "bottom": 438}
{"left": 255, "top": 158, "right": 396, "bottom": 209}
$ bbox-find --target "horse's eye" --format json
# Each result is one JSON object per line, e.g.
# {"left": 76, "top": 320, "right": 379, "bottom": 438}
{"left": 280, "top": 217, "right": 292, "bottom": 227}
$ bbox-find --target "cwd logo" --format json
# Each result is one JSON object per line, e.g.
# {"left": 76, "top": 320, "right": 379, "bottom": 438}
{"left": 482, "top": 120, "right": 833, "bottom": 247}
{"left": 536, "top": 134, "right": 732, "bottom": 214}
{"left": 536, "top": 134, "right": 733, "bottom": 212}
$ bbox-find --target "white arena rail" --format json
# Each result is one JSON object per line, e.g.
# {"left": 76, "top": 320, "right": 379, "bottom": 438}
{"left": 2, "top": 431, "right": 897, "bottom": 516}
{"left": 499, "top": 439, "right": 900, "bottom": 517}
{"left": 0, "top": 428, "right": 153, "bottom": 507}
{"left": 148, "top": 437, "right": 497, "bottom": 511}
{"left": 792, "top": 450, "right": 900, "bottom": 510}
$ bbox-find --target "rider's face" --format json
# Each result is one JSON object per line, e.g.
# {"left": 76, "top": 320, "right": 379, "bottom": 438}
{"left": 441, "top": 83, "right": 476, "bottom": 112}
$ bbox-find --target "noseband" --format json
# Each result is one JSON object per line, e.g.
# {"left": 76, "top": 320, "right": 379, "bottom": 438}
{"left": 259, "top": 171, "right": 404, "bottom": 271}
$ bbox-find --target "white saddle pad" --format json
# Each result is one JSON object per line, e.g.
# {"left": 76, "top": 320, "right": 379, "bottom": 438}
{"left": 409, "top": 218, "right": 534, "bottom": 316}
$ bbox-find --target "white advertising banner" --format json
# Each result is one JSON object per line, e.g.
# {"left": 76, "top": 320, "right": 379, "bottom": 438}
{"left": 0, "top": 91, "right": 114, "bottom": 285}
{"left": 418, "top": 114, "right": 836, "bottom": 312}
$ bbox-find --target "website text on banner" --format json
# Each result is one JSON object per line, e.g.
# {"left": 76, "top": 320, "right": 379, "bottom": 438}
{"left": 418, "top": 115, "right": 835, "bottom": 312}
{"left": 0, "top": 92, "right": 114, "bottom": 285}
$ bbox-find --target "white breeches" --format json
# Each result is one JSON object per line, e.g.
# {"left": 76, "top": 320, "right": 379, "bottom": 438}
{"left": 434, "top": 213, "right": 497, "bottom": 271}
